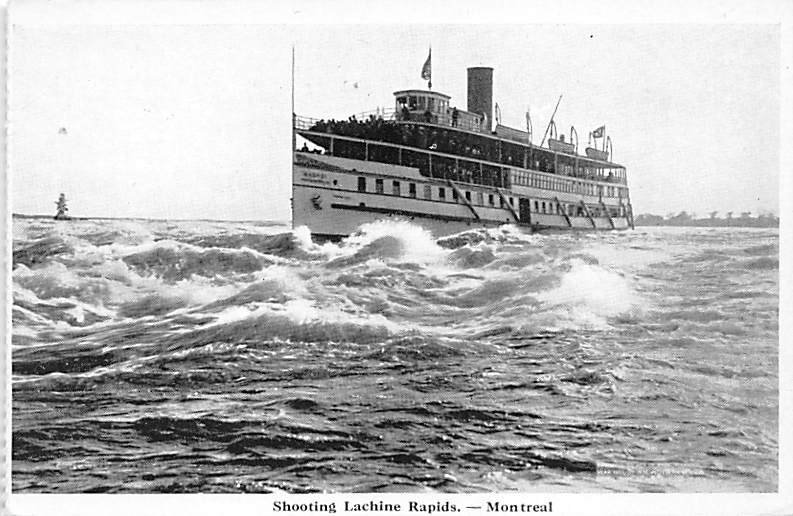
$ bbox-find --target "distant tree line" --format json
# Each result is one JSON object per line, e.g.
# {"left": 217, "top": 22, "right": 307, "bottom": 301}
{"left": 635, "top": 211, "right": 779, "bottom": 228}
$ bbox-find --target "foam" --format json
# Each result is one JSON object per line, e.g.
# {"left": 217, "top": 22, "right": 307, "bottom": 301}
{"left": 344, "top": 220, "right": 448, "bottom": 264}
{"left": 536, "top": 259, "right": 641, "bottom": 329}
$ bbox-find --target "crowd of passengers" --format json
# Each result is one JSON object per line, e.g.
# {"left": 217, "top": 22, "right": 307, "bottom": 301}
{"left": 307, "top": 114, "right": 623, "bottom": 183}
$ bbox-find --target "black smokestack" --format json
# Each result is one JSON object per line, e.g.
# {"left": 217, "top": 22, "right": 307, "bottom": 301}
{"left": 467, "top": 67, "right": 493, "bottom": 132}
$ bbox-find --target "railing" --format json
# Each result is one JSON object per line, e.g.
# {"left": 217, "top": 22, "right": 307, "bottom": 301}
{"left": 352, "top": 108, "right": 397, "bottom": 121}
{"left": 418, "top": 112, "right": 483, "bottom": 133}
{"left": 294, "top": 115, "right": 322, "bottom": 131}
{"left": 293, "top": 114, "right": 628, "bottom": 186}
{"left": 297, "top": 109, "right": 483, "bottom": 133}
{"left": 294, "top": 110, "right": 398, "bottom": 130}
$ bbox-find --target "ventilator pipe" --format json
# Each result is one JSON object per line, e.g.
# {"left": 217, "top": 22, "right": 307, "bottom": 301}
{"left": 570, "top": 126, "right": 579, "bottom": 153}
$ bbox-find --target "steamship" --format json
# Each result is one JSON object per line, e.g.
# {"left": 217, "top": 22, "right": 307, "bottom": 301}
{"left": 292, "top": 65, "right": 633, "bottom": 239}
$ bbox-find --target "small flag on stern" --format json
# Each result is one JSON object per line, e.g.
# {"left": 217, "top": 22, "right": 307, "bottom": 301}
{"left": 421, "top": 48, "right": 432, "bottom": 88}
{"left": 592, "top": 125, "right": 605, "bottom": 138}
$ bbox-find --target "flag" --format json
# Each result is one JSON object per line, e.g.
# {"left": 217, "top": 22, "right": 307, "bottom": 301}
{"left": 421, "top": 48, "right": 432, "bottom": 85}
{"left": 592, "top": 125, "right": 605, "bottom": 138}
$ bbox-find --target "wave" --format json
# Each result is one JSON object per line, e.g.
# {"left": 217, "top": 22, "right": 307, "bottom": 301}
{"left": 325, "top": 235, "right": 408, "bottom": 268}
{"left": 13, "top": 236, "right": 74, "bottom": 268}
{"left": 183, "top": 231, "right": 308, "bottom": 259}
{"left": 534, "top": 259, "right": 640, "bottom": 329}
{"left": 447, "top": 246, "right": 497, "bottom": 268}
{"left": 122, "top": 243, "right": 272, "bottom": 281}
{"left": 11, "top": 218, "right": 652, "bottom": 341}
{"left": 741, "top": 243, "right": 777, "bottom": 256}
{"left": 338, "top": 220, "right": 447, "bottom": 264}
{"left": 740, "top": 257, "right": 778, "bottom": 270}
{"left": 164, "top": 304, "right": 398, "bottom": 349}
{"left": 14, "top": 262, "right": 115, "bottom": 303}
{"left": 118, "top": 294, "right": 191, "bottom": 318}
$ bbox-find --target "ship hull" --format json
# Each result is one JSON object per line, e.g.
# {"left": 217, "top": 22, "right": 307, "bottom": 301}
{"left": 292, "top": 152, "right": 630, "bottom": 239}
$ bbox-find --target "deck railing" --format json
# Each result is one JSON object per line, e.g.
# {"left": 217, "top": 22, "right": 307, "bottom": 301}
{"left": 293, "top": 114, "right": 628, "bottom": 186}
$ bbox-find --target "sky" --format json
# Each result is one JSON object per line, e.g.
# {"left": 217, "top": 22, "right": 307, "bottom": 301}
{"left": 7, "top": 6, "right": 786, "bottom": 221}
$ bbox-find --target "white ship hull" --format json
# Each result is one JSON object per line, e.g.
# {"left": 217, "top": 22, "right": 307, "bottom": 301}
{"left": 292, "top": 152, "right": 630, "bottom": 240}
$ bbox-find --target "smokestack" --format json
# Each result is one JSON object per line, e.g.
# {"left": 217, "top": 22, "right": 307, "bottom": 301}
{"left": 467, "top": 67, "right": 493, "bottom": 132}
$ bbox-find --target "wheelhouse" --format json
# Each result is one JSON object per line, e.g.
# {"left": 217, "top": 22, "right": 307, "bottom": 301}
{"left": 394, "top": 89, "right": 484, "bottom": 132}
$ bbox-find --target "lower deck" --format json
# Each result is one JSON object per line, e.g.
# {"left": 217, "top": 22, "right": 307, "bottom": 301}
{"left": 293, "top": 152, "right": 632, "bottom": 238}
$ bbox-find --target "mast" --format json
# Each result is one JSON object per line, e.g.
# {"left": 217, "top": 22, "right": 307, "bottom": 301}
{"left": 291, "top": 44, "right": 296, "bottom": 151}
{"left": 540, "top": 94, "right": 563, "bottom": 147}
{"left": 291, "top": 44, "right": 296, "bottom": 228}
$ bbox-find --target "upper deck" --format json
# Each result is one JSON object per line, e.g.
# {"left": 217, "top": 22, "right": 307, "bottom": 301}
{"left": 295, "top": 113, "right": 627, "bottom": 187}
{"left": 294, "top": 66, "right": 627, "bottom": 190}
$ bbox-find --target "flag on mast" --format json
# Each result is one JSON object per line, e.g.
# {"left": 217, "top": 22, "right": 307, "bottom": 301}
{"left": 592, "top": 125, "right": 605, "bottom": 138}
{"left": 421, "top": 48, "right": 432, "bottom": 89}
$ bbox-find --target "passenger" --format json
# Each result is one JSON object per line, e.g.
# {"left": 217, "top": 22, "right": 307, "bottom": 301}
{"left": 452, "top": 108, "right": 459, "bottom": 127}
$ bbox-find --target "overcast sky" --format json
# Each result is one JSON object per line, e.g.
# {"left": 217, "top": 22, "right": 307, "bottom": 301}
{"left": 8, "top": 9, "right": 784, "bottom": 220}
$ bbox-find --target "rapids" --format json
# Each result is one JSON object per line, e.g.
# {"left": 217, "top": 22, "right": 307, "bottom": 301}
{"left": 11, "top": 217, "right": 778, "bottom": 492}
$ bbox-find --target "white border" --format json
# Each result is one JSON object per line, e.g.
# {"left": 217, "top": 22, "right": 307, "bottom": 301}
{"left": 3, "top": 1, "right": 792, "bottom": 515}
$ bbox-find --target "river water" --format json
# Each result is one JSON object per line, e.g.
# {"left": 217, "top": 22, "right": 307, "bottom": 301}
{"left": 11, "top": 217, "right": 778, "bottom": 493}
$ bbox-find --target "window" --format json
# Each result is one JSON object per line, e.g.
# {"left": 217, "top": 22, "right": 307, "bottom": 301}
{"left": 509, "top": 197, "right": 514, "bottom": 206}
{"left": 438, "top": 187, "right": 446, "bottom": 200}
{"left": 488, "top": 194, "right": 494, "bottom": 205}
{"left": 542, "top": 201, "right": 546, "bottom": 213}
{"left": 424, "top": 184, "right": 432, "bottom": 199}
{"left": 477, "top": 192, "right": 484, "bottom": 205}
{"left": 393, "top": 181, "right": 401, "bottom": 196}
{"left": 534, "top": 200, "right": 539, "bottom": 212}
{"left": 465, "top": 191, "right": 471, "bottom": 201}
{"left": 409, "top": 183, "right": 417, "bottom": 198}
{"left": 358, "top": 177, "right": 366, "bottom": 192}
{"left": 452, "top": 189, "right": 459, "bottom": 201}
{"left": 375, "top": 178, "right": 384, "bottom": 194}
